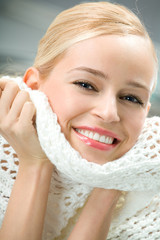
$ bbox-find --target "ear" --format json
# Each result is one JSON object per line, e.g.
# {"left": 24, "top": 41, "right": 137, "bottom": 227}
{"left": 23, "top": 67, "right": 40, "bottom": 90}
{"left": 147, "top": 102, "right": 151, "bottom": 114}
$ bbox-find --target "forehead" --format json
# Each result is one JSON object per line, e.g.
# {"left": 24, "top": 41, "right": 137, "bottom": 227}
{"left": 66, "top": 35, "right": 153, "bottom": 61}
{"left": 60, "top": 35, "right": 156, "bottom": 89}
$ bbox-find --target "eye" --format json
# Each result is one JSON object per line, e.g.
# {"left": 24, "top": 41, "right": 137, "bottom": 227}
{"left": 73, "top": 81, "right": 97, "bottom": 92}
{"left": 120, "top": 95, "right": 144, "bottom": 106}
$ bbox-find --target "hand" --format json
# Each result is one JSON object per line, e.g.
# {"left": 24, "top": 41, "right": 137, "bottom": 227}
{"left": 0, "top": 79, "right": 53, "bottom": 240}
{"left": 0, "top": 79, "right": 48, "bottom": 165}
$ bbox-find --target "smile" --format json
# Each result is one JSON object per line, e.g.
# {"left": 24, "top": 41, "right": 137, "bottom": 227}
{"left": 74, "top": 127, "right": 119, "bottom": 151}
{"left": 75, "top": 129, "right": 114, "bottom": 144}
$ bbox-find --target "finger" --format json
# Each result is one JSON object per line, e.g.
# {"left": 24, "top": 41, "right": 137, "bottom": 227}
{"left": 19, "top": 101, "right": 36, "bottom": 126}
{"left": 0, "top": 81, "right": 20, "bottom": 115}
{"left": 8, "top": 90, "right": 31, "bottom": 121}
{"left": 0, "top": 78, "right": 13, "bottom": 90}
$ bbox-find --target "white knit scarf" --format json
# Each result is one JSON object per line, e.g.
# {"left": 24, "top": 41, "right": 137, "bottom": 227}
{"left": 1, "top": 76, "right": 160, "bottom": 239}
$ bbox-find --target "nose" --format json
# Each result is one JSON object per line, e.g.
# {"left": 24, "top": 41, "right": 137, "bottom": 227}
{"left": 92, "top": 91, "right": 120, "bottom": 123}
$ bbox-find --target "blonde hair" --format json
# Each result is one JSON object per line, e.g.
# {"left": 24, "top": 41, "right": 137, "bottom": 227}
{"left": 34, "top": 1, "right": 158, "bottom": 88}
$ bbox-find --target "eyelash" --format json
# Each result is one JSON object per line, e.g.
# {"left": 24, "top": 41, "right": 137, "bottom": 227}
{"left": 73, "top": 81, "right": 144, "bottom": 106}
{"left": 73, "top": 81, "right": 97, "bottom": 92}
{"left": 120, "top": 95, "right": 144, "bottom": 106}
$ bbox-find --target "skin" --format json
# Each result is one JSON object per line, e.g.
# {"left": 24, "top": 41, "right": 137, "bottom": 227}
{"left": 25, "top": 35, "right": 155, "bottom": 164}
{"left": 0, "top": 34, "right": 156, "bottom": 239}
{"left": 0, "top": 81, "right": 119, "bottom": 240}
{"left": 0, "top": 81, "right": 53, "bottom": 240}
{"left": 68, "top": 188, "right": 120, "bottom": 240}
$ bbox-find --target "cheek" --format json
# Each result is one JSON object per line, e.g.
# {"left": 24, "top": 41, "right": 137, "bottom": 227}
{"left": 44, "top": 87, "right": 87, "bottom": 130}
{"left": 39, "top": 84, "right": 70, "bottom": 127}
{"left": 126, "top": 111, "right": 147, "bottom": 144}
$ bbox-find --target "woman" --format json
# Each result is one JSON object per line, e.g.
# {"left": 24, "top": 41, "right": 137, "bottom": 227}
{"left": 0, "top": 2, "right": 159, "bottom": 240}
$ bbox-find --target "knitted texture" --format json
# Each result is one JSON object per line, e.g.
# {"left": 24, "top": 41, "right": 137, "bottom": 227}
{"left": 0, "top": 76, "right": 160, "bottom": 239}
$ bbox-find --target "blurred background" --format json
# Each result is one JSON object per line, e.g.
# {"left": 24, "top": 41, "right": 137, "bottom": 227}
{"left": 0, "top": 0, "right": 159, "bottom": 116}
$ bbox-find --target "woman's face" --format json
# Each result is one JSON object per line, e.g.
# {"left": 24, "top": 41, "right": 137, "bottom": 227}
{"left": 37, "top": 35, "right": 155, "bottom": 164}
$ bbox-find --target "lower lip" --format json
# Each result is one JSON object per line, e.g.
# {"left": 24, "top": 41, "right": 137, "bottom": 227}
{"left": 73, "top": 129, "right": 117, "bottom": 151}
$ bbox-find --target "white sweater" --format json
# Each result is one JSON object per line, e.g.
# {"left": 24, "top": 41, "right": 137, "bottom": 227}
{"left": 0, "top": 76, "right": 160, "bottom": 240}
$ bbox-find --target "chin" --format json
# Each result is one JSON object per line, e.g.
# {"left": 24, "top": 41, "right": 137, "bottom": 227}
{"left": 79, "top": 151, "right": 110, "bottom": 165}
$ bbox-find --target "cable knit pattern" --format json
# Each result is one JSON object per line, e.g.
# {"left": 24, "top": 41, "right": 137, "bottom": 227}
{"left": 0, "top": 76, "right": 160, "bottom": 239}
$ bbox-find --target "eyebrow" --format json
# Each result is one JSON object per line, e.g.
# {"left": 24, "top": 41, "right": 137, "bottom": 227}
{"left": 68, "top": 66, "right": 108, "bottom": 80}
{"left": 68, "top": 66, "right": 150, "bottom": 92}
{"left": 126, "top": 81, "right": 150, "bottom": 92}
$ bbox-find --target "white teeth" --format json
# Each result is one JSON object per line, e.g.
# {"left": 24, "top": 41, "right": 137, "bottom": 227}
{"left": 99, "top": 135, "right": 105, "bottom": 143}
{"left": 89, "top": 132, "right": 94, "bottom": 138}
{"left": 76, "top": 129, "right": 114, "bottom": 144}
{"left": 93, "top": 133, "right": 99, "bottom": 141}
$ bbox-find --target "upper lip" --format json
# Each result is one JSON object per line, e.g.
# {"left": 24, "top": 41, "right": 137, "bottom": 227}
{"left": 74, "top": 126, "right": 121, "bottom": 141}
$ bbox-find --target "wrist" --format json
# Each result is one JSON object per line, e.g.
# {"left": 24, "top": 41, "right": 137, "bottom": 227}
{"left": 18, "top": 155, "right": 53, "bottom": 169}
{"left": 18, "top": 159, "right": 54, "bottom": 184}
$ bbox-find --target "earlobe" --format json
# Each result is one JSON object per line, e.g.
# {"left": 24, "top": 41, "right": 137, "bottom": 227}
{"left": 23, "top": 67, "right": 40, "bottom": 90}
